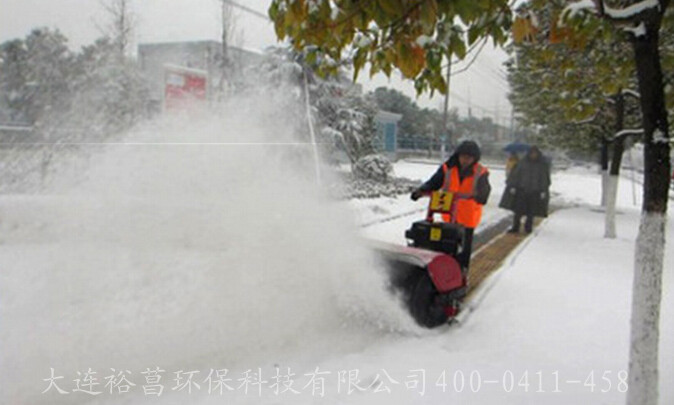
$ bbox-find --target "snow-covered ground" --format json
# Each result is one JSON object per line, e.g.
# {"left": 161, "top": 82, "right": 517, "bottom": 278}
{"left": 1, "top": 120, "right": 671, "bottom": 405}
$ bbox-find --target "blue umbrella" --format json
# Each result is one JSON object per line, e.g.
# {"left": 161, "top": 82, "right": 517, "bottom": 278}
{"left": 503, "top": 142, "right": 531, "bottom": 153}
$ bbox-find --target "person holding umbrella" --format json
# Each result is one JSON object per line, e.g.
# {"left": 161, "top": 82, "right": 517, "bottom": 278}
{"left": 505, "top": 152, "right": 519, "bottom": 179}
{"left": 502, "top": 141, "right": 530, "bottom": 179}
{"left": 500, "top": 145, "right": 551, "bottom": 234}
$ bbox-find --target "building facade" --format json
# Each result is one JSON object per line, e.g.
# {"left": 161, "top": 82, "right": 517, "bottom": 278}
{"left": 375, "top": 110, "right": 402, "bottom": 155}
{"left": 137, "top": 41, "right": 262, "bottom": 110}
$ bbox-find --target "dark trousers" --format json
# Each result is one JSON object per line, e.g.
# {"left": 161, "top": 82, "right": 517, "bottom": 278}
{"left": 457, "top": 227, "right": 475, "bottom": 270}
{"left": 512, "top": 212, "right": 534, "bottom": 232}
{"left": 512, "top": 191, "right": 538, "bottom": 232}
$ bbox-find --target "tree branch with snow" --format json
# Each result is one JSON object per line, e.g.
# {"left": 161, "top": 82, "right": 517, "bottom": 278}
{"left": 622, "top": 88, "right": 641, "bottom": 100}
{"left": 614, "top": 127, "right": 644, "bottom": 140}
{"left": 562, "top": 0, "right": 666, "bottom": 37}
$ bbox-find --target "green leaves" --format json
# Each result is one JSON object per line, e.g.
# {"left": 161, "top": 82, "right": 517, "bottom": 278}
{"left": 506, "top": 0, "right": 660, "bottom": 152}
{"left": 268, "top": 0, "right": 511, "bottom": 95}
{"left": 419, "top": 0, "right": 439, "bottom": 34}
{"left": 377, "top": 0, "right": 402, "bottom": 16}
{"left": 451, "top": 36, "right": 467, "bottom": 59}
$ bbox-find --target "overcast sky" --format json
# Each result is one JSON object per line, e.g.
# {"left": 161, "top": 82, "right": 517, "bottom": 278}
{"left": 0, "top": 0, "right": 512, "bottom": 122}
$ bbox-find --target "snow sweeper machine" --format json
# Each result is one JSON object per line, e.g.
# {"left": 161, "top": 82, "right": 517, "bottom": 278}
{"left": 376, "top": 190, "right": 470, "bottom": 328}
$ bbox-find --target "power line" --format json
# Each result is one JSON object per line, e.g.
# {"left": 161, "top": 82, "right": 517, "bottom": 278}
{"left": 484, "top": 63, "right": 508, "bottom": 81}
{"left": 221, "top": 1, "right": 512, "bottom": 118}
{"left": 470, "top": 65, "right": 511, "bottom": 94}
{"left": 221, "top": 0, "right": 270, "bottom": 21}
{"left": 446, "top": 40, "right": 511, "bottom": 95}
{"left": 447, "top": 37, "right": 489, "bottom": 76}
{"left": 475, "top": 62, "right": 508, "bottom": 84}
{"left": 448, "top": 90, "right": 511, "bottom": 116}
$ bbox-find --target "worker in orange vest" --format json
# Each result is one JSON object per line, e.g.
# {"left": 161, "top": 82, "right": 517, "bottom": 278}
{"left": 411, "top": 140, "right": 491, "bottom": 269}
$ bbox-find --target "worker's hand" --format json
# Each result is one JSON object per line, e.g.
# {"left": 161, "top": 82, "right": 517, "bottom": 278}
{"left": 410, "top": 189, "right": 423, "bottom": 201}
{"left": 509, "top": 187, "right": 517, "bottom": 195}
{"left": 540, "top": 191, "right": 547, "bottom": 199}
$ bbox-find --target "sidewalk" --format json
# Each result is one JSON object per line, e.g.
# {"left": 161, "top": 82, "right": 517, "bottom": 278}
{"left": 468, "top": 217, "right": 544, "bottom": 298}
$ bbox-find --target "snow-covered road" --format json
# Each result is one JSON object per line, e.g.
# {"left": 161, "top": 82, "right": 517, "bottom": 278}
{"left": 1, "top": 137, "right": 671, "bottom": 405}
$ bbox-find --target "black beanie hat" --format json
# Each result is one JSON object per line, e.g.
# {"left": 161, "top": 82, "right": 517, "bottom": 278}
{"left": 455, "top": 140, "right": 481, "bottom": 161}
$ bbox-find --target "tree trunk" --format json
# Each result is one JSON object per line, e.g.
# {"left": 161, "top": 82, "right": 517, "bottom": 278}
{"left": 626, "top": 14, "right": 671, "bottom": 405}
{"left": 605, "top": 94, "right": 626, "bottom": 239}
{"left": 218, "top": 0, "right": 233, "bottom": 99}
{"left": 604, "top": 175, "right": 619, "bottom": 237}
{"left": 600, "top": 137, "right": 610, "bottom": 207}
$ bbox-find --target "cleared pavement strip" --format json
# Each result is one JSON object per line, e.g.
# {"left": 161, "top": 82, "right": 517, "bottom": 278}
{"left": 466, "top": 217, "right": 544, "bottom": 299}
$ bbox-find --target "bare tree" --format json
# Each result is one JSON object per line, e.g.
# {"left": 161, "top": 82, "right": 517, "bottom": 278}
{"left": 217, "top": 0, "right": 243, "bottom": 97}
{"left": 99, "top": 0, "right": 135, "bottom": 58}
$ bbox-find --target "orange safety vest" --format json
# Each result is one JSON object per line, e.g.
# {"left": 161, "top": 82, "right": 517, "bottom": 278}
{"left": 441, "top": 162, "right": 488, "bottom": 228}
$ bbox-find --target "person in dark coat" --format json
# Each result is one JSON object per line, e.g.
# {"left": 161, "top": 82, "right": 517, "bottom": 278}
{"left": 500, "top": 146, "right": 551, "bottom": 233}
{"left": 410, "top": 141, "right": 491, "bottom": 269}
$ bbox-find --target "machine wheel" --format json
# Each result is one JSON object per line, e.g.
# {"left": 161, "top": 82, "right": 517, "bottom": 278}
{"left": 409, "top": 273, "right": 449, "bottom": 328}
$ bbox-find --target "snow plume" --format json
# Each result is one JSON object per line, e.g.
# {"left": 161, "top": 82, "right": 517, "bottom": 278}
{"left": 0, "top": 93, "right": 418, "bottom": 404}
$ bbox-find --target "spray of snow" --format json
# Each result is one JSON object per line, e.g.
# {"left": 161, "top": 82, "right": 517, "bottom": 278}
{"left": 0, "top": 94, "right": 419, "bottom": 404}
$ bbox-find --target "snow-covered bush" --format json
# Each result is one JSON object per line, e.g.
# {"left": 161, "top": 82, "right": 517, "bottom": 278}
{"left": 352, "top": 154, "right": 393, "bottom": 182}
{"left": 328, "top": 173, "right": 417, "bottom": 199}
{"left": 68, "top": 38, "right": 149, "bottom": 139}
{"left": 0, "top": 29, "right": 150, "bottom": 193}
{"left": 246, "top": 47, "right": 379, "bottom": 165}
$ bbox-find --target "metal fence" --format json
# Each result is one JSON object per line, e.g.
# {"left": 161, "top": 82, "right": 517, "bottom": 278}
{"left": 0, "top": 125, "right": 92, "bottom": 194}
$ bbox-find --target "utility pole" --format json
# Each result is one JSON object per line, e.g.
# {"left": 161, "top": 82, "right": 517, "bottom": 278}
{"left": 218, "top": 0, "right": 232, "bottom": 98}
{"left": 221, "top": 0, "right": 269, "bottom": 20}
{"left": 441, "top": 57, "right": 452, "bottom": 157}
{"left": 509, "top": 108, "right": 515, "bottom": 141}
{"left": 495, "top": 100, "right": 500, "bottom": 140}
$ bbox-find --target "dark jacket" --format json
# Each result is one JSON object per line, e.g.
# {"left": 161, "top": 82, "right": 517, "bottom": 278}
{"left": 507, "top": 156, "right": 551, "bottom": 192}
{"left": 418, "top": 153, "right": 491, "bottom": 205}
{"left": 499, "top": 147, "right": 551, "bottom": 217}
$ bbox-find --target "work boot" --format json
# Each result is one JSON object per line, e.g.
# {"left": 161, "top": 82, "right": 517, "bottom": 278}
{"left": 507, "top": 227, "right": 519, "bottom": 234}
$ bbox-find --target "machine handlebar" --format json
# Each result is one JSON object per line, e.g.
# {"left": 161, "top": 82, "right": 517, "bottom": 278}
{"left": 415, "top": 190, "right": 478, "bottom": 224}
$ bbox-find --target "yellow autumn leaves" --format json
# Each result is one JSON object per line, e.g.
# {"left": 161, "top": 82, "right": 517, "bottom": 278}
{"left": 268, "top": 0, "right": 511, "bottom": 95}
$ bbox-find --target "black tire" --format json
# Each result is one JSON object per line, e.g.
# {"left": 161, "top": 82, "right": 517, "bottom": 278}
{"left": 409, "top": 273, "right": 449, "bottom": 328}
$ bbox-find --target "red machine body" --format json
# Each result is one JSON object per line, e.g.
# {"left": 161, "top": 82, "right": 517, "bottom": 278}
{"left": 374, "top": 191, "right": 469, "bottom": 327}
